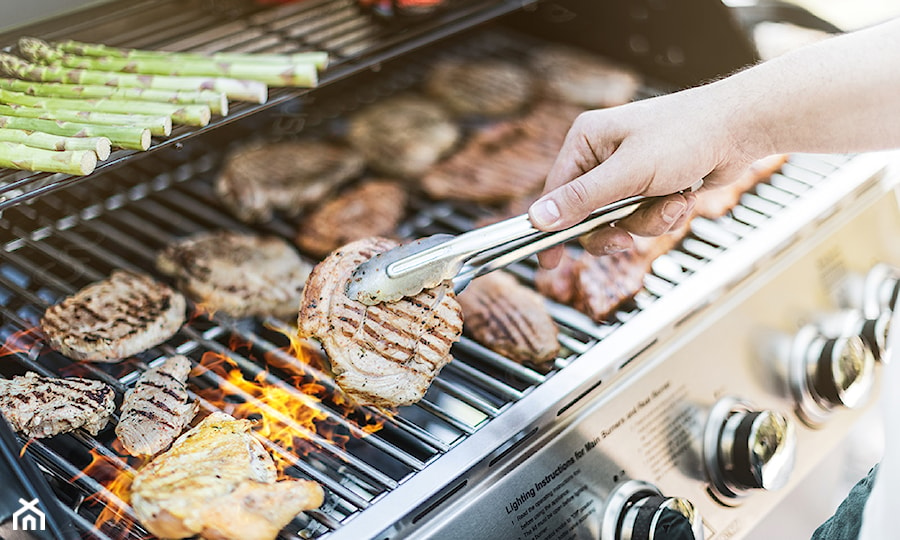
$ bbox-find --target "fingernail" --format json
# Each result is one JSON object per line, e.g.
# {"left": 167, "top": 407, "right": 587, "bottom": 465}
{"left": 662, "top": 200, "right": 686, "bottom": 223}
{"left": 530, "top": 199, "right": 561, "bottom": 228}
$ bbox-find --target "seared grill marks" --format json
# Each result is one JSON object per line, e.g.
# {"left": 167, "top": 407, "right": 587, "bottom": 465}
{"left": 298, "top": 237, "right": 463, "bottom": 407}
{"left": 116, "top": 355, "right": 199, "bottom": 457}
{"left": 0, "top": 372, "right": 115, "bottom": 438}
{"left": 40, "top": 270, "right": 186, "bottom": 362}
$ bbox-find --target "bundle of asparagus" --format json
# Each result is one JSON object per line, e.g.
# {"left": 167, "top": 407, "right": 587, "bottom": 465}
{"left": 0, "top": 36, "right": 328, "bottom": 177}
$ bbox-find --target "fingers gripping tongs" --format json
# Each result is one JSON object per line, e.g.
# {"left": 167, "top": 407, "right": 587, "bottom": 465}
{"left": 346, "top": 182, "right": 700, "bottom": 305}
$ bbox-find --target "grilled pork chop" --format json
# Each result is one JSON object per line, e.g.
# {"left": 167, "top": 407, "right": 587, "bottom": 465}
{"left": 346, "top": 94, "right": 460, "bottom": 179}
{"left": 41, "top": 270, "right": 186, "bottom": 362}
{"left": 295, "top": 179, "right": 408, "bottom": 258}
{"left": 131, "top": 412, "right": 324, "bottom": 540}
{"left": 297, "top": 237, "right": 463, "bottom": 407}
{"left": 424, "top": 57, "right": 535, "bottom": 117}
{"left": 215, "top": 140, "right": 366, "bottom": 223}
{"left": 457, "top": 271, "right": 559, "bottom": 367}
{"left": 156, "top": 231, "right": 313, "bottom": 319}
{"left": 421, "top": 102, "right": 583, "bottom": 204}
{"left": 116, "top": 355, "right": 198, "bottom": 457}
{"left": 530, "top": 44, "right": 641, "bottom": 108}
{"left": 0, "top": 372, "right": 115, "bottom": 438}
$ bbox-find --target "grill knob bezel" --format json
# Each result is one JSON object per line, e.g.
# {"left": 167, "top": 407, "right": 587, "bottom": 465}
{"left": 601, "top": 480, "right": 704, "bottom": 540}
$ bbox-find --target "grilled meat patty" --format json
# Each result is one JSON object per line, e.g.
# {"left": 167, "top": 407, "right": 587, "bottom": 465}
{"left": 0, "top": 372, "right": 115, "bottom": 438}
{"left": 346, "top": 94, "right": 461, "bottom": 179}
{"left": 530, "top": 44, "right": 641, "bottom": 108}
{"left": 295, "top": 179, "right": 408, "bottom": 258}
{"left": 41, "top": 270, "right": 186, "bottom": 363}
{"left": 297, "top": 236, "right": 463, "bottom": 407}
{"left": 156, "top": 231, "right": 313, "bottom": 319}
{"left": 215, "top": 140, "right": 365, "bottom": 223}
{"left": 421, "top": 102, "right": 582, "bottom": 204}
{"left": 424, "top": 57, "right": 535, "bottom": 117}
{"left": 457, "top": 271, "right": 559, "bottom": 367}
{"left": 116, "top": 355, "right": 198, "bottom": 457}
{"left": 131, "top": 412, "right": 324, "bottom": 540}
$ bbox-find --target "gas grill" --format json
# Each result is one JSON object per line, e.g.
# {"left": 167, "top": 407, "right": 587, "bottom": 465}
{"left": 2, "top": 1, "right": 900, "bottom": 539}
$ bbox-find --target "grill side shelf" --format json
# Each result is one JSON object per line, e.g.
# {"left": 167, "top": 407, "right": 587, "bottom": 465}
{"left": 0, "top": 0, "right": 531, "bottom": 211}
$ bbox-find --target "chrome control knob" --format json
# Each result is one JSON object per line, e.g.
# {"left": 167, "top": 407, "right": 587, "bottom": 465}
{"left": 703, "top": 398, "right": 796, "bottom": 503}
{"left": 815, "top": 309, "right": 891, "bottom": 363}
{"left": 602, "top": 480, "right": 703, "bottom": 540}
{"left": 839, "top": 263, "right": 900, "bottom": 319}
{"left": 788, "top": 325, "right": 876, "bottom": 425}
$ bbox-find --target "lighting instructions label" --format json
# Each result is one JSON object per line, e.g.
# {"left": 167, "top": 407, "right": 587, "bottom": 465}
{"left": 503, "top": 460, "right": 595, "bottom": 540}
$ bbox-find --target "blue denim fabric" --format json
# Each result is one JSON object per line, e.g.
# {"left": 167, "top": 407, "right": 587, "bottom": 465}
{"left": 811, "top": 464, "right": 879, "bottom": 540}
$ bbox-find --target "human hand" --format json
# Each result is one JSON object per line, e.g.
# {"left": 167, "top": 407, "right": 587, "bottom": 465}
{"left": 528, "top": 87, "right": 764, "bottom": 267}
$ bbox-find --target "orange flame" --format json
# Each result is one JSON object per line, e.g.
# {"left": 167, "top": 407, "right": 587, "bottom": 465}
{"left": 74, "top": 444, "right": 146, "bottom": 536}
{"left": 0, "top": 327, "right": 44, "bottom": 357}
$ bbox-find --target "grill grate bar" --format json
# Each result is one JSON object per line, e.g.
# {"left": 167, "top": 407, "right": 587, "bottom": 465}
{"left": 452, "top": 338, "right": 545, "bottom": 387}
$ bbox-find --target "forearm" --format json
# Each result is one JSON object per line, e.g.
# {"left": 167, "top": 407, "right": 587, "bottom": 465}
{"left": 712, "top": 17, "right": 900, "bottom": 158}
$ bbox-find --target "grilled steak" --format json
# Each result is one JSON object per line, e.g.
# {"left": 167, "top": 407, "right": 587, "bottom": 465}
{"left": 458, "top": 271, "right": 559, "bottom": 367}
{"left": 215, "top": 140, "right": 365, "bottom": 223}
{"left": 156, "top": 231, "right": 313, "bottom": 319}
{"left": 694, "top": 154, "right": 789, "bottom": 219}
{"left": 41, "top": 270, "right": 186, "bottom": 363}
{"left": 534, "top": 248, "right": 579, "bottom": 306}
{"left": 421, "top": 102, "right": 583, "bottom": 204}
{"left": 346, "top": 94, "right": 460, "bottom": 179}
{"left": 424, "top": 57, "right": 535, "bottom": 117}
{"left": 530, "top": 44, "right": 641, "bottom": 108}
{"left": 131, "top": 412, "right": 324, "bottom": 540}
{"left": 116, "top": 355, "right": 198, "bottom": 457}
{"left": 295, "top": 179, "right": 408, "bottom": 258}
{"left": 0, "top": 372, "right": 115, "bottom": 438}
{"left": 297, "top": 237, "right": 463, "bottom": 407}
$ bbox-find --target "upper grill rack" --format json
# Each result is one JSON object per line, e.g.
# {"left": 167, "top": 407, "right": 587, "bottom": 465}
{"left": 0, "top": 0, "right": 530, "bottom": 211}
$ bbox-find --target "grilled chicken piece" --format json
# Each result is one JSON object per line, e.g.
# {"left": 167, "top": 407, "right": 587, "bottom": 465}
{"left": 295, "top": 179, "right": 408, "bottom": 258}
{"left": 297, "top": 237, "right": 463, "bottom": 407}
{"left": 424, "top": 58, "right": 535, "bottom": 117}
{"left": 346, "top": 94, "right": 460, "bottom": 179}
{"left": 41, "top": 270, "right": 186, "bottom": 363}
{"left": 421, "top": 102, "right": 582, "bottom": 204}
{"left": 157, "top": 231, "right": 313, "bottom": 319}
{"left": 116, "top": 355, "right": 198, "bottom": 457}
{"left": 458, "top": 271, "right": 559, "bottom": 367}
{"left": 215, "top": 140, "right": 365, "bottom": 223}
{"left": 131, "top": 412, "right": 324, "bottom": 540}
{"left": 530, "top": 45, "right": 641, "bottom": 108}
{"left": 694, "top": 154, "right": 789, "bottom": 219}
{"left": 0, "top": 372, "right": 115, "bottom": 438}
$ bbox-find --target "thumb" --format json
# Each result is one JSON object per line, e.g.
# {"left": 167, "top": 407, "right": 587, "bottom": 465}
{"left": 529, "top": 152, "right": 648, "bottom": 231}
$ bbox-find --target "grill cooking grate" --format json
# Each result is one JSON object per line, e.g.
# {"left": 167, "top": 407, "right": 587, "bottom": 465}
{"left": 0, "top": 25, "right": 856, "bottom": 540}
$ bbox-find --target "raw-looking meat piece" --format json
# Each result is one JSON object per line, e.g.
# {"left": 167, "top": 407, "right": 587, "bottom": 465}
{"left": 297, "top": 236, "right": 463, "bottom": 407}
{"left": 346, "top": 94, "right": 460, "bottom": 178}
{"left": 457, "top": 271, "right": 559, "bottom": 366}
{"left": 295, "top": 179, "right": 408, "bottom": 258}
{"left": 215, "top": 140, "right": 365, "bottom": 223}
{"left": 424, "top": 57, "right": 535, "bottom": 117}
{"left": 694, "top": 154, "right": 789, "bottom": 219}
{"left": 40, "top": 270, "right": 186, "bottom": 362}
{"left": 156, "top": 231, "right": 312, "bottom": 319}
{"left": 130, "top": 412, "right": 324, "bottom": 540}
{"left": 116, "top": 355, "right": 198, "bottom": 457}
{"left": 421, "top": 102, "right": 582, "bottom": 204}
{"left": 530, "top": 44, "right": 642, "bottom": 108}
{"left": 0, "top": 372, "right": 115, "bottom": 438}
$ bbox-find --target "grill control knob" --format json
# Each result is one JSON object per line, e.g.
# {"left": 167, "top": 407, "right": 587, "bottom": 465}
{"left": 839, "top": 263, "right": 900, "bottom": 319}
{"left": 788, "top": 325, "right": 876, "bottom": 425}
{"left": 815, "top": 309, "right": 891, "bottom": 363}
{"left": 703, "top": 397, "right": 796, "bottom": 503}
{"left": 601, "top": 480, "right": 703, "bottom": 540}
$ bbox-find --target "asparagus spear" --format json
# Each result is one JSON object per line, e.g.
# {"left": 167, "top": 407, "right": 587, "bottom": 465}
{"left": 20, "top": 38, "right": 318, "bottom": 88}
{"left": 0, "top": 128, "right": 110, "bottom": 160}
{"left": 43, "top": 38, "right": 329, "bottom": 70}
{"left": 0, "top": 141, "right": 96, "bottom": 175}
{"left": 0, "top": 53, "right": 268, "bottom": 103}
{"left": 0, "top": 103, "right": 171, "bottom": 137}
{"left": 0, "top": 115, "right": 150, "bottom": 150}
{"left": 0, "top": 88, "right": 208, "bottom": 127}
{"left": 0, "top": 78, "right": 228, "bottom": 115}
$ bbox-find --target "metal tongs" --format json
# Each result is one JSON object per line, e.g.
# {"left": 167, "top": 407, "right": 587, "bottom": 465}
{"left": 346, "top": 182, "right": 701, "bottom": 305}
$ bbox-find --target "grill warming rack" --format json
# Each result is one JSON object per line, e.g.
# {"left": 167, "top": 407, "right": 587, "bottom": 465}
{"left": 0, "top": 0, "right": 531, "bottom": 212}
